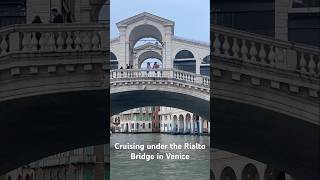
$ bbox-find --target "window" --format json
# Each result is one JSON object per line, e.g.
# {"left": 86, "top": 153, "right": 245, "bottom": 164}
{"left": 84, "top": 169, "right": 93, "bottom": 180}
{"left": 288, "top": 13, "right": 320, "bottom": 46}
{"left": 175, "top": 50, "right": 194, "bottom": 59}
{"left": 292, "top": 0, "right": 320, "bottom": 8}
{"left": 212, "top": 1, "right": 275, "bottom": 37}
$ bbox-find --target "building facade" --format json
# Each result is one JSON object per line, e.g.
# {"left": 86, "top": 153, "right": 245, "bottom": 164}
{"left": 113, "top": 107, "right": 154, "bottom": 133}
{"left": 159, "top": 107, "right": 210, "bottom": 134}
{"left": 211, "top": 149, "right": 294, "bottom": 180}
{"left": 110, "top": 12, "right": 210, "bottom": 76}
{"left": 3, "top": 145, "right": 109, "bottom": 180}
{"left": 112, "top": 106, "right": 210, "bottom": 135}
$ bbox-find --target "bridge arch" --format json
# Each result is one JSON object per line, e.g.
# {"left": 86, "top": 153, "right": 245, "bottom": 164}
{"left": 186, "top": 113, "right": 191, "bottom": 132}
{"left": 178, "top": 114, "right": 184, "bottom": 133}
{"left": 200, "top": 55, "right": 210, "bottom": 76}
{"left": 138, "top": 50, "right": 163, "bottom": 68}
{"left": 174, "top": 50, "right": 196, "bottom": 73}
{"left": 111, "top": 90, "right": 209, "bottom": 120}
{"left": 129, "top": 24, "right": 163, "bottom": 47}
{"left": 95, "top": 0, "right": 109, "bottom": 22}
{"left": 175, "top": 50, "right": 195, "bottom": 59}
{"left": 241, "top": 163, "right": 259, "bottom": 180}
{"left": 110, "top": 52, "right": 118, "bottom": 69}
{"left": 221, "top": 167, "right": 237, "bottom": 180}
{"left": 264, "top": 166, "right": 286, "bottom": 180}
{"left": 202, "top": 55, "right": 210, "bottom": 64}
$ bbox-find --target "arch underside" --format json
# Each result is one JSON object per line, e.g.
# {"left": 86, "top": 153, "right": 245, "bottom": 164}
{"left": 111, "top": 90, "right": 209, "bottom": 120}
{"left": 211, "top": 97, "right": 320, "bottom": 180}
{"left": 138, "top": 50, "right": 163, "bottom": 66}
{"left": 0, "top": 90, "right": 109, "bottom": 175}
{"left": 129, "top": 24, "right": 162, "bottom": 46}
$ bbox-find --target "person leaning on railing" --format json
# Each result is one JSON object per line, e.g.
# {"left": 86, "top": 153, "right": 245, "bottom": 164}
{"left": 51, "top": 8, "right": 64, "bottom": 23}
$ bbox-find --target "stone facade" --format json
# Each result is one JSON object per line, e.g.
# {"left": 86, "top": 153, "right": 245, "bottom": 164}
{"left": 3, "top": 145, "right": 109, "bottom": 180}
{"left": 159, "top": 107, "right": 210, "bottom": 134}
{"left": 110, "top": 12, "right": 210, "bottom": 74}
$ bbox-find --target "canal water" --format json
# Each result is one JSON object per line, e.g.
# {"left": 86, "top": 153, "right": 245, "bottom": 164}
{"left": 110, "top": 133, "right": 210, "bottom": 180}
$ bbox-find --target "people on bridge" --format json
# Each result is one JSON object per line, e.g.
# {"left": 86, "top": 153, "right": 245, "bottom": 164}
{"left": 153, "top": 62, "right": 160, "bottom": 76}
{"left": 146, "top": 62, "right": 151, "bottom": 75}
{"left": 32, "top": 16, "right": 43, "bottom": 49}
{"left": 51, "top": 8, "right": 64, "bottom": 23}
{"left": 32, "top": 16, "right": 42, "bottom": 24}
{"left": 153, "top": 62, "right": 160, "bottom": 69}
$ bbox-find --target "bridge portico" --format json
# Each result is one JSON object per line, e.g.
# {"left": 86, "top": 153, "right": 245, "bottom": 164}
{"left": 0, "top": 7, "right": 318, "bottom": 180}
{"left": 110, "top": 12, "right": 210, "bottom": 74}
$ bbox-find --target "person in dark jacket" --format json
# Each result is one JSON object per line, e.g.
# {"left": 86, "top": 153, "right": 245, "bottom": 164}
{"left": 51, "top": 8, "right": 64, "bottom": 23}
{"left": 32, "top": 16, "right": 42, "bottom": 23}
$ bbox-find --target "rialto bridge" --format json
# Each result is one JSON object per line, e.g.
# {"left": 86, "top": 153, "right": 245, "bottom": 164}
{"left": 0, "top": 8, "right": 318, "bottom": 180}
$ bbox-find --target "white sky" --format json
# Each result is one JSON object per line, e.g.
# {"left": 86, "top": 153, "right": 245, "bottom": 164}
{"left": 102, "top": 0, "right": 210, "bottom": 43}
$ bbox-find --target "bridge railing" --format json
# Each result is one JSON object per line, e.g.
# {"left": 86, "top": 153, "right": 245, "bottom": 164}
{"left": 0, "top": 23, "right": 107, "bottom": 57}
{"left": 212, "top": 25, "right": 320, "bottom": 77}
{"left": 110, "top": 68, "right": 210, "bottom": 87}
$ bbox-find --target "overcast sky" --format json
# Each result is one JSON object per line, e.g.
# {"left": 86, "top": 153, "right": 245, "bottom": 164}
{"left": 100, "top": 0, "right": 210, "bottom": 43}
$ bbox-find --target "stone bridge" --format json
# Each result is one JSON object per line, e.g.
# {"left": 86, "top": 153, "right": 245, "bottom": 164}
{"left": 0, "top": 19, "right": 318, "bottom": 180}
{"left": 110, "top": 68, "right": 210, "bottom": 119}
{"left": 0, "top": 23, "right": 109, "bottom": 174}
{"left": 211, "top": 25, "right": 320, "bottom": 180}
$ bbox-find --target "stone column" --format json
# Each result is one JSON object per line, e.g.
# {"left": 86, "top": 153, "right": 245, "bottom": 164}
{"left": 275, "top": 0, "right": 289, "bottom": 41}
{"left": 191, "top": 118, "right": 194, "bottom": 134}
{"left": 196, "top": 57, "right": 201, "bottom": 74}
{"left": 171, "top": 120, "right": 176, "bottom": 132}
{"left": 118, "top": 28, "right": 127, "bottom": 68}
{"left": 199, "top": 117, "right": 203, "bottom": 134}
{"left": 164, "top": 27, "right": 173, "bottom": 69}
{"left": 183, "top": 117, "right": 187, "bottom": 134}
{"left": 93, "top": 145, "right": 105, "bottom": 180}
{"left": 177, "top": 120, "right": 180, "bottom": 133}
{"left": 66, "top": 164, "right": 75, "bottom": 180}
{"left": 128, "top": 122, "right": 131, "bottom": 133}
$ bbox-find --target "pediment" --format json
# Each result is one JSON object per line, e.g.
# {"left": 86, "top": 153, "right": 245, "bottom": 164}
{"left": 116, "top": 12, "right": 174, "bottom": 28}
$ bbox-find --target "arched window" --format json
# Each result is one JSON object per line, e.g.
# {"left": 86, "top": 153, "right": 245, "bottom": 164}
{"left": 175, "top": 50, "right": 195, "bottom": 59}
{"left": 200, "top": 55, "right": 210, "bottom": 76}
{"left": 221, "top": 167, "right": 237, "bottom": 180}
{"left": 264, "top": 166, "right": 286, "bottom": 180}
{"left": 242, "top": 164, "right": 259, "bottom": 180}
{"left": 110, "top": 52, "right": 118, "bottom": 69}
{"left": 174, "top": 50, "right": 196, "bottom": 73}
{"left": 142, "top": 123, "right": 145, "bottom": 129}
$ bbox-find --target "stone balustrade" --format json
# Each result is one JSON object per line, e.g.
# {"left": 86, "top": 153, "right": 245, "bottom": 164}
{"left": 0, "top": 23, "right": 107, "bottom": 57}
{"left": 212, "top": 25, "right": 320, "bottom": 77}
{"left": 110, "top": 68, "right": 210, "bottom": 87}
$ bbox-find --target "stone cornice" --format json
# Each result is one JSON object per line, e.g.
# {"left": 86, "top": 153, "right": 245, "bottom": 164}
{"left": 116, "top": 12, "right": 175, "bottom": 28}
